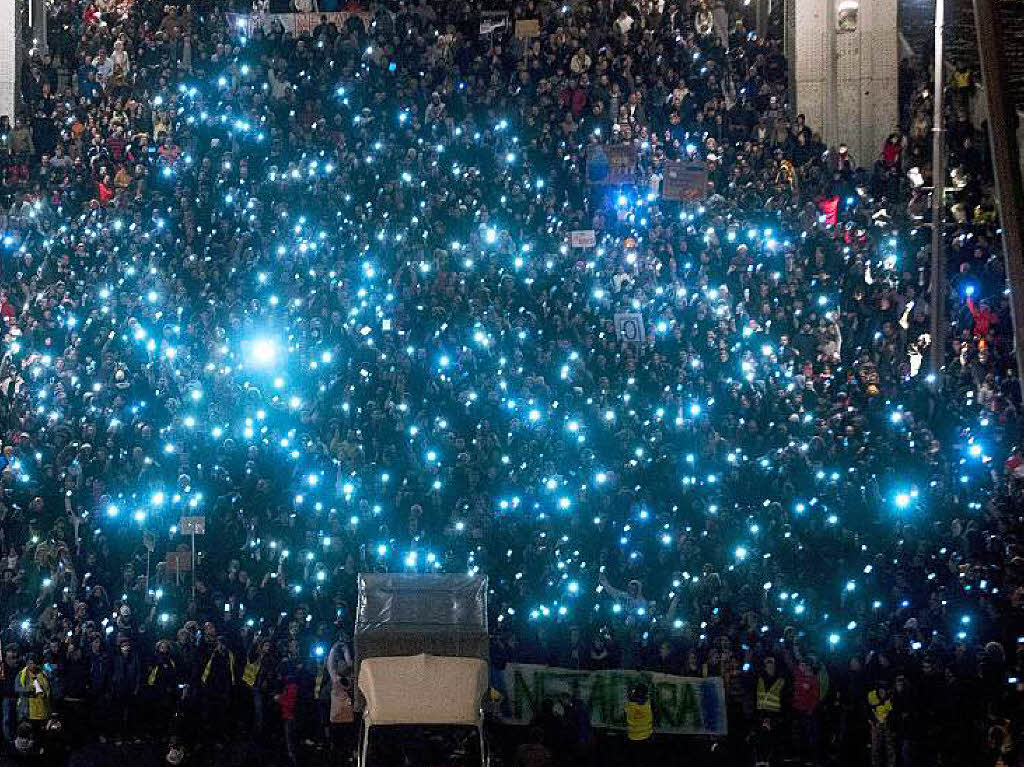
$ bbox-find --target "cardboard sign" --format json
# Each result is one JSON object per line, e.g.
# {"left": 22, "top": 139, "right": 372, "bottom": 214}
{"left": 614, "top": 312, "right": 646, "bottom": 344}
{"left": 514, "top": 19, "right": 540, "bottom": 38}
{"left": 661, "top": 161, "right": 709, "bottom": 201}
{"left": 570, "top": 229, "right": 596, "bottom": 248}
{"left": 179, "top": 516, "right": 206, "bottom": 535}
{"left": 587, "top": 144, "right": 638, "bottom": 185}
{"left": 165, "top": 550, "right": 192, "bottom": 572}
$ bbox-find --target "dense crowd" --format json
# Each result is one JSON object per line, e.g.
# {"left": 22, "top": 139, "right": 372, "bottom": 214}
{"left": 0, "top": 0, "right": 1022, "bottom": 765}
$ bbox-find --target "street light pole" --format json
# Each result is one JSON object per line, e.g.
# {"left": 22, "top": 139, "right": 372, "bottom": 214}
{"left": 928, "top": 0, "right": 946, "bottom": 380}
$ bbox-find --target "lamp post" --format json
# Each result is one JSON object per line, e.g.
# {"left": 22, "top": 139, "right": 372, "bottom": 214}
{"left": 928, "top": 0, "right": 946, "bottom": 381}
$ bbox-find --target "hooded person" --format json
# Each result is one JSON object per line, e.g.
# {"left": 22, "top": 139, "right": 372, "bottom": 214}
{"left": 200, "top": 634, "right": 236, "bottom": 744}
{"left": 145, "top": 639, "right": 180, "bottom": 736}
{"left": 324, "top": 634, "right": 355, "bottom": 757}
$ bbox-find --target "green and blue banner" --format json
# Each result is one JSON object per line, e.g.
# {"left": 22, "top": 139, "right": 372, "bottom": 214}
{"left": 501, "top": 664, "right": 728, "bottom": 736}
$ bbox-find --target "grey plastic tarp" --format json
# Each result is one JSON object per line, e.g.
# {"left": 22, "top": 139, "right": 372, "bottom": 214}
{"left": 356, "top": 573, "right": 488, "bottom": 633}
{"left": 354, "top": 574, "right": 489, "bottom": 709}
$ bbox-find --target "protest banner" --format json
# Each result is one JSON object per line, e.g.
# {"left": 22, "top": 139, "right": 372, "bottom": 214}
{"left": 225, "top": 11, "right": 370, "bottom": 36}
{"left": 587, "top": 144, "right": 638, "bottom": 185}
{"left": 501, "top": 664, "right": 727, "bottom": 735}
{"left": 614, "top": 312, "right": 646, "bottom": 345}
{"left": 661, "top": 160, "right": 709, "bottom": 202}
{"left": 570, "top": 229, "right": 596, "bottom": 248}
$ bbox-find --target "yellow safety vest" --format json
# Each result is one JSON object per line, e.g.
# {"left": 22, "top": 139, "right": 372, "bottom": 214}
{"left": 17, "top": 668, "right": 50, "bottom": 720}
{"left": 242, "top": 660, "right": 261, "bottom": 687}
{"left": 757, "top": 677, "right": 785, "bottom": 713}
{"left": 202, "top": 651, "right": 236, "bottom": 686}
{"left": 147, "top": 659, "right": 176, "bottom": 686}
{"left": 868, "top": 690, "right": 893, "bottom": 723}
{"left": 625, "top": 700, "right": 653, "bottom": 741}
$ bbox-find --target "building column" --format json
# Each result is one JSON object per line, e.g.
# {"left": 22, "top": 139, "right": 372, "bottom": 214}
{"left": 787, "top": 0, "right": 898, "bottom": 165}
{"left": 0, "top": 0, "right": 18, "bottom": 120}
{"left": 755, "top": 0, "right": 769, "bottom": 39}
{"left": 29, "top": 0, "right": 47, "bottom": 55}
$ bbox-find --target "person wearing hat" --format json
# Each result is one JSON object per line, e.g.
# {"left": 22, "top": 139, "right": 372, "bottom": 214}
{"left": 756, "top": 655, "right": 787, "bottom": 718}
{"left": 967, "top": 294, "right": 998, "bottom": 338}
{"left": 598, "top": 573, "right": 648, "bottom": 617}
{"left": 200, "top": 634, "right": 235, "bottom": 744}
{"left": 109, "top": 636, "right": 141, "bottom": 743}
{"left": 754, "top": 654, "right": 787, "bottom": 761}
{"left": 242, "top": 637, "right": 275, "bottom": 737}
{"left": 145, "top": 639, "right": 179, "bottom": 738}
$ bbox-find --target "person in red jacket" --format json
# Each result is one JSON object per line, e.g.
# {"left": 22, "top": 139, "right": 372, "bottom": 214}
{"left": 881, "top": 133, "right": 903, "bottom": 169}
{"left": 96, "top": 174, "right": 115, "bottom": 205}
{"left": 818, "top": 193, "right": 839, "bottom": 225}
{"left": 0, "top": 291, "right": 17, "bottom": 321}
{"left": 275, "top": 663, "right": 300, "bottom": 766}
{"left": 791, "top": 658, "right": 824, "bottom": 764}
{"left": 967, "top": 296, "right": 997, "bottom": 338}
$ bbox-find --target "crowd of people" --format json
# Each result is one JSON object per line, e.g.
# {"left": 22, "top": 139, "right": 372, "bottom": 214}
{"left": 0, "top": 0, "right": 1022, "bottom": 764}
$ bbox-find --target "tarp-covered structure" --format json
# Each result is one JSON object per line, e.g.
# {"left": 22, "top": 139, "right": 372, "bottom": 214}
{"left": 358, "top": 655, "right": 488, "bottom": 725}
{"left": 354, "top": 573, "right": 488, "bottom": 710}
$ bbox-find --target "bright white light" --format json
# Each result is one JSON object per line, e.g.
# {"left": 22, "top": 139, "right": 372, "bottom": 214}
{"left": 249, "top": 338, "right": 278, "bottom": 366}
